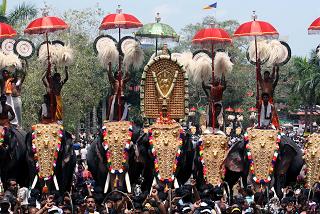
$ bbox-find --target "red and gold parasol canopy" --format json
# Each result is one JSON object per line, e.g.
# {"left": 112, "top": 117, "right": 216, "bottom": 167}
{"left": 248, "top": 107, "right": 258, "bottom": 112}
{"left": 233, "top": 20, "right": 278, "bottom": 39}
{"left": 192, "top": 28, "right": 232, "bottom": 46}
{"left": 308, "top": 17, "right": 320, "bottom": 34}
{"left": 99, "top": 8, "right": 142, "bottom": 30}
{"left": 24, "top": 16, "right": 69, "bottom": 35}
{"left": 235, "top": 108, "right": 244, "bottom": 113}
{"left": 225, "top": 107, "right": 234, "bottom": 112}
{"left": 0, "top": 22, "right": 16, "bottom": 38}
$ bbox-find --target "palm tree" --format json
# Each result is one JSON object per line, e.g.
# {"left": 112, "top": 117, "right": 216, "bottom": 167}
{"left": 0, "top": 0, "right": 37, "bottom": 26}
{"left": 291, "top": 51, "right": 320, "bottom": 132}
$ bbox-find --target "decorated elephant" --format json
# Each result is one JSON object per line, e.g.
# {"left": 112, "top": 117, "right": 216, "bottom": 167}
{"left": 0, "top": 127, "right": 28, "bottom": 187}
{"left": 25, "top": 123, "right": 76, "bottom": 194}
{"left": 224, "top": 128, "right": 303, "bottom": 199}
{"left": 87, "top": 121, "right": 152, "bottom": 194}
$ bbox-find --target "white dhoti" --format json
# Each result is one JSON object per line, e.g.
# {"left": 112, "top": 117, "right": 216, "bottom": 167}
{"left": 6, "top": 95, "right": 18, "bottom": 125}
{"left": 12, "top": 96, "right": 22, "bottom": 127}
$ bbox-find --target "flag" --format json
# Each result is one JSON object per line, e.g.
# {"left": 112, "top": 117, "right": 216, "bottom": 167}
{"left": 203, "top": 2, "right": 217, "bottom": 10}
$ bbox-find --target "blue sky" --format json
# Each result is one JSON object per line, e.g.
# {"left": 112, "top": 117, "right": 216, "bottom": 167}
{"left": 9, "top": 0, "right": 320, "bottom": 57}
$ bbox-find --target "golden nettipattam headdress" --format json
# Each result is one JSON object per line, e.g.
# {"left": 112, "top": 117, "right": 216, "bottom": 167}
{"left": 304, "top": 133, "right": 320, "bottom": 188}
{"left": 245, "top": 128, "right": 280, "bottom": 185}
{"left": 199, "top": 134, "right": 228, "bottom": 186}
{"left": 101, "top": 121, "right": 133, "bottom": 193}
{"left": 148, "top": 116, "right": 183, "bottom": 186}
{"left": 31, "top": 123, "right": 63, "bottom": 192}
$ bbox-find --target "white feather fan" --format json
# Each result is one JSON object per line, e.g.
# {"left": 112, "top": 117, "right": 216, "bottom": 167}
{"left": 55, "top": 45, "right": 74, "bottom": 66}
{"left": 248, "top": 40, "right": 270, "bottom": 63}
{"left": 171, "top": 52, "right": 195, "bottom": 78}
{"left": 177, "top": 52, "right": 195, "bottom": 76}
{"left": 122, "top": 40, "right": 144, "bottom": 70}
{"left": 4, "top": 53, "right": 22, "bottom": 70}
{"left": 267, "top": 40, "right": 288, "bottom": 66}
{"left": 98, "top": 40, "right": 119, "bottom": 69}
{"left": 193, "top": 54, "right": 212, "bottom": 84}
{"left": 0, "top": 51, "right": 7, "bottom": 70}
{"left": 214, "top": 52, "right": 233, "bottom": 77}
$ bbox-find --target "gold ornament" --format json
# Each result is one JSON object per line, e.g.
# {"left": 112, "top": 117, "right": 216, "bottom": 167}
{"left": 247, "top": 128, "right": 278, "bottom": 181}
{"left": 200, "top": 134, "right": 228, "bottom": 186}
{"left": 304, "top": 133, "right": 320, "bottom": 188}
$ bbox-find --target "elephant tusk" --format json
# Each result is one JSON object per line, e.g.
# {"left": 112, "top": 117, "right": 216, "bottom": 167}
{"left": 31, "top": 175, "right": 38, "bottom": 189}
{"left": 174, "top": 178, "right": 179, "bottom": 189}
{"left": 53, "top": 175, "right": 59, "bottom": 191}
{"left": 104, "top": 172, "right": 110, "bottom": 194}
{"left": 125, "top": 172, "right": 131, "bottom": 193}
{"left": 150, "top": 177, "right": 157, "bottom": 195}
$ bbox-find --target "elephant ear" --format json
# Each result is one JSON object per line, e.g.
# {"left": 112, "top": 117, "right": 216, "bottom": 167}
{"left": 278, "top": 136, "right": 301, "bottom": 175}
{"left": 224, "top": 140, "right": 245, "bottom": 172}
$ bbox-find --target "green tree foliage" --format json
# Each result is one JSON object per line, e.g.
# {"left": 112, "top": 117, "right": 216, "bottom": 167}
{"left": 21, "top": 7, "right": 107, "bottom": 131}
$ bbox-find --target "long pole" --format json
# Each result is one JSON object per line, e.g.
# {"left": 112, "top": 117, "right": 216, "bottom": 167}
{"left": 155, "top": 37, "right": 158, "bottom": 56}
{"left": 118, "top": 27, "right": 122, "bottom": 121}
{"left": 211, "top": 43, "right": 215, "bottom": 129}
{"left": 45, "top": 32, "right": 54, "bottom": 122}
{"left": 255, "top": 35, "right": 260, "bottom": 127}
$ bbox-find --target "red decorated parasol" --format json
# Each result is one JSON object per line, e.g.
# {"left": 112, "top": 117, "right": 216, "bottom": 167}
{"left": 24, "top": 14, "right": 69, "bottom": 122}
{"left": 248, "top": 107, "right": 258, "bottom": 112}
{"left": 24, "top": 16, "right": 68, "bottom": 34}
{"left": 190, "top": 107, "right": 197, "bottom": 111}
{"left": 0, "top": 22, "right": 17, "bottom": 38}
{"left": 225, "top": 106, "right": 234, "bottom": 112}
{"left": 235, "top": 108, "right": 244, "bottom": 113}
{"left": 308, "top": 17, "right": 320, "bottom": 34}
{"left": 99, "top": 5, "right": 142, "bottom": 121}
{"left": 192, "top": 26, "right": 232, "bottom": 129}
{"left": 234, "top": 11, "right": 278, "bottom": 124}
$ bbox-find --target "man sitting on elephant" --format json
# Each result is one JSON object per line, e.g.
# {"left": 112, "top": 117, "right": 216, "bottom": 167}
{"left": 0, "top": 95, "right": 15, "bottom": 128}
{"left": 259, "top": 92, "right": 278, "bottom": 129}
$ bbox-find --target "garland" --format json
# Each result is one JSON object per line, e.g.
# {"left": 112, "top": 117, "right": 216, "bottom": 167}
{"left": 31, "top": 126, "right": 63, "bottom": 181}
{"left": 0, "top": 128, "right": 4, "bottom": 145}
{"left": 148, "top": 120, "right": 183, "bottom": 183}
{"left": 244, "top": 132, "right": 280, "bottom": 184}
{"left": 198, "top": 138, "right": 226, "bottom": 182}
{"left": 102, "top": 124, "right": 133, "bottom": 175}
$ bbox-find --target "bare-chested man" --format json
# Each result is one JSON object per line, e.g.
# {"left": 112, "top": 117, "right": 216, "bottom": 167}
{"left": 258, "top": 65, "right": 279, "bottom": 99}
{"left": 0, "top": 95, "right": 15, "bottom": 127}
{"left": 202, "top": 74, "right": 226, "bottom": 129}
{"left": 42, "top": 65, "right": 68, "bottom": 123}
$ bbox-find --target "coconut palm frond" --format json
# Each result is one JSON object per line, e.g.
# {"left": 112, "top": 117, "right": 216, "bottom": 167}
{"left": 7, "top": 2, "right": 37, "bottom": 26}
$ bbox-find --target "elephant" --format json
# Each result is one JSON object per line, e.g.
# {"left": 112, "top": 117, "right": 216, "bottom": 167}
{"left": 25, "top": 124, "right": 77, "bottom": 194}
{"left": 87, "top": 123, "right": 153, "bottom": 193}
{"left": 224, "top": 133, "right": 304, "bottom": 199}
{"left": 0, "top": 127, "right": 28, "bottom": 188}
{"left": 87, "top": 123, "right": 195, "bottom": 194}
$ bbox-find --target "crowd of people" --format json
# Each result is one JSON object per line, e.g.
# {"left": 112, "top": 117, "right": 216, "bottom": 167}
{"left": 0, "top": 130, "right": 318, "bottom": 214}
